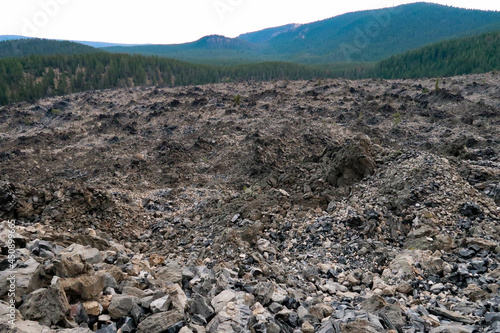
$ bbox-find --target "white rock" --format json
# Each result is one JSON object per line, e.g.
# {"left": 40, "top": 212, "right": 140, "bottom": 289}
{"left": 211, "top": 290, "right": 236, "bottom": 313}
{"left": 150, "top": 295, "right": 171, "bottom": 313}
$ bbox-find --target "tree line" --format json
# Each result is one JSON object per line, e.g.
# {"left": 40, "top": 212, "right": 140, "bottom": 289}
{"left": 371, "top": 31, "right": 500, "bottom": 78}
{"left": 0, "top": 38, "right": 99, "bottom": 59}
{"left": 0, "top": 53, "right": 333, "bottom": 105}
{"left": 1, "top": 30, "right": 499, "bottom": 106}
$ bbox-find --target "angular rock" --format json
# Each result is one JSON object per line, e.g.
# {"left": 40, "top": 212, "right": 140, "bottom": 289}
{"left": 108, "top": 295, "right": 138, "bottom": 319}
{"left": 252, "top": 282, "right": 274, "bottom": 306}
{"left": 13, "top": 320, "right": 58, "bottom": 333}
{"left": 206, "top": 302, "right": 252, "bottom": 333}
{"left": 61, "top": 244, "right": 102, "bottom": 264}
{"left": 118, "top": 316, "right": 136, "bottom": 333}
{"left": 384, "top": 251, "right": 416, "bottom": 279}
{"left": 122, "top": 286, "right": 147, "bottom": 298}
{"left": 428, "top": 306, "right": 476, "bottom": 324}
{"left": 189, "top": 293, "right": 215, "bottom": 321}
{"left": 0, "top": 258, "right": 39, "bottom": 298}
{"left": 0, "top": 300, "right": 21, "bottom": 322}
{"left": 148, "top": 254, "right": 166, "bottom": 266}
{"left": 95, "top": 322, "right": 117, "bottom": 333}
{"left": 466, "top": 237, "right": 497, "bottom": 251}
{"left": 166, "top": 283, "right": 188, "bottom": 312}
{"left": 301, "top": 321, "right": 315, "bottom": 333}
{"left": 19, "top": 285, "right": 70, "bottom": 327}
{"left": 396, "top": 282, "right": 413, "bottom": 294}
{"left": 429, "top": 324, "right": 476, "bottom": 333}
{"left": 60, "top": 275, "right": 106, "bottom": 300}
{"left": 53, "top": 253, "right": 92, "bottom": 278}
{"left": 83, "top": 300, "right": 102, "bottom": 316}
{"left": 140, "top": 291, "right": 166, "bottom": 308}
{"left": 71, "top": 302, "right": 89, "bottom": 325}
{"left": 430, "top": 283, "right": 446, "bottom": 294}
{"left": 379, "top": 304, "right": 405, "bottom": 329}
{"left": 136, "top": 311, "right": 184, "bottom": 333}
{"left": 309, "top": 303, "right": 334, "bottom": 320}
{"left": 361, "top": 295, "right": 386, "bottom": 313}
{"left": 340, "top": 319, "right": 385, "bottom": 333}
{"left": 150, "top": 295, "right": 172, "bottom": 313}
{"left": 156, "top": 263, "right": 183, "bottom": 285}
{"left": 211, "top": 289, "right": 236, "bottom": 313}
{"left": 179, "top": 327, "right": 194, "bottom": 333}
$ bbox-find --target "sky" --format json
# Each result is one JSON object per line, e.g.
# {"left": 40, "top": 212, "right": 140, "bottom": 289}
{"left": 0, "top": 0, "right": 498, "bottom": 45}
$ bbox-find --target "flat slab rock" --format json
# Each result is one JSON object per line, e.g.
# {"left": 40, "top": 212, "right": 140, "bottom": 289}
{"left": 428, "top": 307, "right": 477, "bottom": 324}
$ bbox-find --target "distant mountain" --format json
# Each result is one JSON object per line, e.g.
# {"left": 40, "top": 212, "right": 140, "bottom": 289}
{"left": 106, "top": 35, "right": 266, "bottom": 66}
{"left": 238, "top": 24, "right": 300, "bottom": 44}
{"left": 76, "top": 41, "right": 142, "bottom": 48}
{"left": 265, "top": 2, "right": 500, "bottom": 63}
{"left": 371, "top": 31, "right": 500, "bottom": 78}
{"left": 103, "top": 2, "right": 500, "bottom": 64}
{"left": 0, "top": 39, "right": 100, "bottom": 58}
{"left": 0, "top": 35, "right": 29, "bottom": 42}
{"left": 0, "top": 35, "right": 140, "bottom": 48}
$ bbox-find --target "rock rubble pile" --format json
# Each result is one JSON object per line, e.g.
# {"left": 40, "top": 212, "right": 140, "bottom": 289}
{"left": 1, "top": 72, "right": 499, "bottom": 332}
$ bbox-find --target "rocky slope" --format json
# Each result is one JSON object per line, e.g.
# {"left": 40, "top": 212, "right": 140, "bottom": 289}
{"left": 0, "top": 72, "right": 499, "bottom": 332}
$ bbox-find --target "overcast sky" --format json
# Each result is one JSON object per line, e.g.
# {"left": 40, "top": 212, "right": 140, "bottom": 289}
{"left": 0, "top": 0, "right": 498, "bottom": 44}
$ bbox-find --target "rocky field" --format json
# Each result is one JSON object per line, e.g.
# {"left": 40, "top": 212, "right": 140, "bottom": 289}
{"left": 0, "top": 72, "right": 499, "bottom": 333}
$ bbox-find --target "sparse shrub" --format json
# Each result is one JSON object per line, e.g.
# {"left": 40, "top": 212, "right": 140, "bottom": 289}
{"left": 47, "top": 108, "right": 61, "bottom": 116}
{"left": 422, "top": 87, "right": 429, "bottom": 93}
{"left": 423, "top": 211, "right": 433, "bottom": 218}
{"left": 243, "top": 185, "right": 257, "bottom": 198}
{"left": 393, "top": 112, "right": 402, "bottom": 125}
{"left": 435, "top": 77, "right": 440, "bottom": 91}
{"left": 233, "top": 94, "right": 241, "bottom": 106}
{"left": 23, "top": 116, "right": 32, "bottom": 126}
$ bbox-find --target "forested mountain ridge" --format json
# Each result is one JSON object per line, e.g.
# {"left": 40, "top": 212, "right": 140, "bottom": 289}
{"left": 262, "top": 2, "right": 500, "bottom": 63}
{"left": 0, "top": 35, "right": 28, "bottom": 42}
{"left": 102, "top": 35, "right": 266, "bottom": 66}
{"left": 3, "top": 3, "right": 499, "bottom": 65}
{"left": 371, "top": 31, "right": 500, "bottom": 78}
{"left": 0, "top": 35, "right": 140, "bottom": 48}
{"left": 237, "top": 24, "right": 299, "bottom": 44}
{"left": 0, "top": 39, "right": 100, "bottom": 58}
{"left": 104, "top": 3, "right": 500, "bottom": 64}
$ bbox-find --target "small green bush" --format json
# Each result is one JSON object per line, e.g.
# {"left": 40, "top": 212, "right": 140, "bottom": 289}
{"left": 233, "top": 94, "right": 241, "bottom": 106}
{"left": 23, "top": 116, "right": 32, "bottom": 126}
{"left": 393, "top": 112, "right": 402, "bottom": 125}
